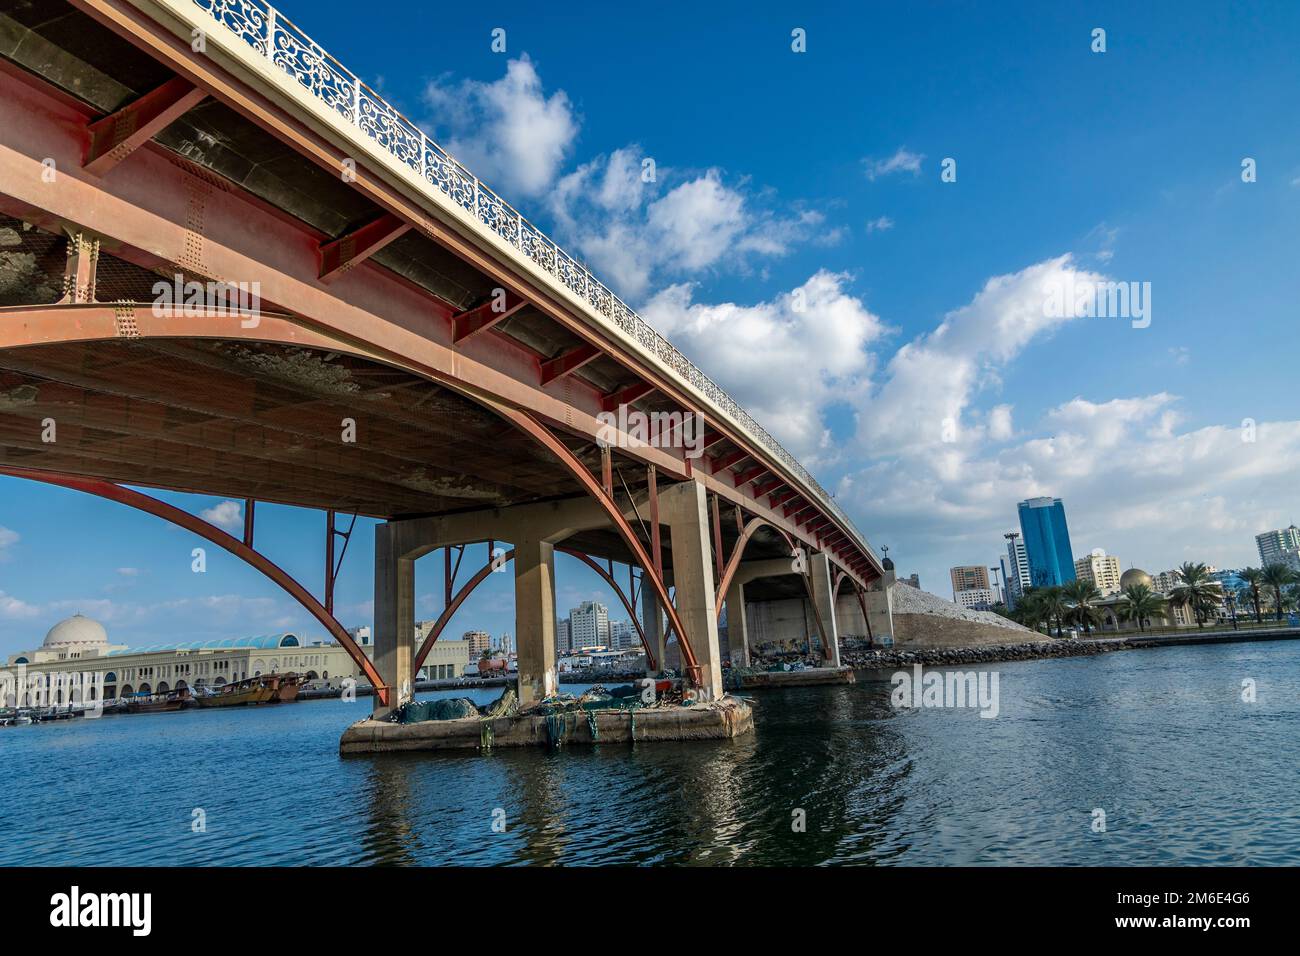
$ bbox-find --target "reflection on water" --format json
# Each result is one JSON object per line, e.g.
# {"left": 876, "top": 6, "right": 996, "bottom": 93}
{"left": 4, "top": 642, "right": 1297, "bottom": 865}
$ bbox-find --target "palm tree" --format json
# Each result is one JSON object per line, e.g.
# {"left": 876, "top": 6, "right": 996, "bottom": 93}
{"left": 1116, "top": 583, "right": 1166, "bottom": 633}
{"left": 1167, "top": 561, "right": 1222, "bottom": 627}
{"left": 1037, "top": 585, "right": 1070, "bottom": 638}
{"left": 1063, "top": 579, "right": 1103, "bottom": 636}
{"left": 1009, "top": 587, "right": 1044, "bottom": 632}
{"left": 1238, "top": 567, "right": 1266, "bottom": 624}
{"left": 1261, "top": 563, "right": 1298, "bottom": 621}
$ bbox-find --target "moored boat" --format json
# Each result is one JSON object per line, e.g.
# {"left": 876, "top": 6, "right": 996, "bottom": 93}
{"left": 270, "top": 672, "right": 304, "bottom": 703}
{"left": 125, "top": 686, "right": 191, "bottom": 714}
{"left": 195, "top": 674, "right": 280, "bottom": 707}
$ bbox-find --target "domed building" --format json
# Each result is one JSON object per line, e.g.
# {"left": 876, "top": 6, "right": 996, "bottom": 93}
{"left": 1119, "top": 568, "right": 1153, "bottom": 591}
{"left": 9, "top": 613, "right": 126, "bottom": 665}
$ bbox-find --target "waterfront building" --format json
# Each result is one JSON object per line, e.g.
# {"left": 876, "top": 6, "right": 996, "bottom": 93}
{"left": 569, "top": 600, "right": 609, "bottom": 649}
{"left": 462, "top": 629, "right": 492, "bottom": 660}
{"left": 953, "top": 587, "right": 995, "bottom": 611}
{"left": 1256, "top": 525, "right": 1300, "bottom": 567}
{"left": 3, "top": 615, "right": 372, "bottom": 704}
{"left": 556, "top": 617, "right": 572, "bottom": 655}
{"left": 413, "top": 638, "right": 471, "bottom": 681}
{"left": 1074, "top": 549, "right": 1122, "bottom": 594}
{"left": 1017, "top": 497, "right": 1076, "bottom": 587}
{"left": 949, "top": 566, "right": 990, "bottom": 599}
{"left": 609, "top": 619, "right": 637, "bottom": 650}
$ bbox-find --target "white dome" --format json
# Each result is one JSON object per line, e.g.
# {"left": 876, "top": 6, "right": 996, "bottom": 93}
{"left": 42, "top": 614, "right": 108, "bottom": 648}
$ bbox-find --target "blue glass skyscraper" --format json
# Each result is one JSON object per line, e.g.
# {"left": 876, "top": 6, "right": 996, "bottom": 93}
{"left": 1017, "top": 497, "right": 1076, "bottom": 588}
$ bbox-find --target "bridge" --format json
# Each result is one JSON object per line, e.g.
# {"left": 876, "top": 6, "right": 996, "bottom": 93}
{"left": 0, "top": 0, "right": 884, "bottom": 719}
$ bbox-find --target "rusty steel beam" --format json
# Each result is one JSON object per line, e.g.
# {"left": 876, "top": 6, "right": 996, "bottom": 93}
{"left": 451, "top": 290, "right": 527, "bottom": 344}
{"left": 318, "top": 213, "right": 411, "bottom": 282}
{"left": 84, "top": 75, "right": 207, "bottom": 176}
{"left": 0, "top": 465, "right": 389, "bottom": 705}
{"left": 734, "top": 465, "right": 766, "bottom": 487}
{"left": 539, "top": 344, "right": 600, "bottom": 386}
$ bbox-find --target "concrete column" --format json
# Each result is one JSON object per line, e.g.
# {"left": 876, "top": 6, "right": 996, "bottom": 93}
{"left": 660, "top": 480, "right": 723, "bottom": 700}
{"left": 373, "top": 522, "right": 415, "bottom": 718}
{"left": 640, "top": 582, "right": 666, "bottom": 677}
{"left": 514, "top": 537, "right": 558, "bottom": 706}
{"left": 809, "top": 551, "right": 841, "bottom": 667}
{"left": 725, "top": 579, "right": 749, "bottom": 667}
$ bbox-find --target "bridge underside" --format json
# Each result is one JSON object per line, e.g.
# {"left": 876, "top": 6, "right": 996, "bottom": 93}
{"left": 0, "top": 0, "right": 882, "bottom": 716}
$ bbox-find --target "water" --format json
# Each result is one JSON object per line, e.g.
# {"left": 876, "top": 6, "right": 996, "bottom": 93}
{"left": 3, "top": 642, "right": 1297, "bottom": 865}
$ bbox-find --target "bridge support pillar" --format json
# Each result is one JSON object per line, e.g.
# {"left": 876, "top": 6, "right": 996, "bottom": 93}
{"left": 373, "top": 523, "right": 415, "bottom": 718}
{"left": 726, "top": 579, "right": 750, "bottom": 667}
{"left": 514, "top": 537, "right": 558, "bottom": 706}
{"left": 641, "top": 584, "right": 666, "bottom": 677}
{"left": 810, "top": 551, "right": 841, "bottom": 667}
{"left": 660, "top": 480, "right": 723, "bottom": 700}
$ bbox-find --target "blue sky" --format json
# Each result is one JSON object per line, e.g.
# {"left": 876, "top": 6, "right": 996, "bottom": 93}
{"left": 3, "top": 0, "right": 1300, "bottom": 652}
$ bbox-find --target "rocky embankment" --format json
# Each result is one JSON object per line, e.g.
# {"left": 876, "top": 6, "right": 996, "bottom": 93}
{"left": 845, "top": 637, "right": 1131, "bottom": 670}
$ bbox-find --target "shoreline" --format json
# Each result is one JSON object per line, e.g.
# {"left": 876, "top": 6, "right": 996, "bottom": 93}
{"left": 843, "top": 624, "right": 1300, "bottom": 670}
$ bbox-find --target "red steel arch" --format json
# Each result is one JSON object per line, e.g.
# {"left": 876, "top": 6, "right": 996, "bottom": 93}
{"left": 0, "top": 463, "right": 390, "bottom": 705}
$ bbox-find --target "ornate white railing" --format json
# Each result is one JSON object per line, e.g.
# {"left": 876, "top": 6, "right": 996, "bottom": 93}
{"left": 190, "top": 0, "right": 871, "bottom": 558}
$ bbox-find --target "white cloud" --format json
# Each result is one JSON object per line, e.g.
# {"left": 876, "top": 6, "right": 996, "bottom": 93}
{"left": 0, "top": 590, "right": 39, "bottom": 619}
{"left": 641, "top": 271, "right": 886, "bottom": 463}
{"left": 551, "top": 155, "right": 836, "bottom": 300}
{"left": 855, "top": 255, "right": 1105, "bottom": 456}
{"left": 0, "top": 525, "right": 17, "bottom": 554}
{"left": 116, "top": 567, "right": 140, "bottom": 577}
{"left": 200, "top": 500, "right": 243, "bottom": 533}
{"left": 865, "top": 216, "right": 894, "bottom": 233}
{"left": 424, "top": 55, "right": 578, "bottom": 198}
{"left": 864, "top": 147, "right": 924, "bottom": 181}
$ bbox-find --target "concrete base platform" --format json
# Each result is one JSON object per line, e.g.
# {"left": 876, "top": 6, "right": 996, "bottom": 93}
{"left": 738, "top": 666, "right": 856, "bottom": 689}
{"left": 339, "top": 697, "right": 753, "bottom": 754}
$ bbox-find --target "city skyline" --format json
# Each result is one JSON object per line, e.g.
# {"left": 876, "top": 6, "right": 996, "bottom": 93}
{"left": 4, "top": 1, "right": 1300, "bottom": 652}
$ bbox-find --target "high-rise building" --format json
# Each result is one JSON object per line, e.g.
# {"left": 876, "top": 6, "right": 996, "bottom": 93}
{"left": 1002, "top": 532, "right": 1031, "bottom": 608}
{"left": 1074, "top": 549, "right": 1122, "bottom": 594}
{"left": 949, "top": 565, "right": 990, "bottom": 599}
{"left": 1017, "top": 497, "right": 1076, "bottom": 588}
{"left": 556, "top": 618, "right": 572, "bottom": 655}
{"left": 1256, "top": 525, "right": 1300, "bottom": 567}
{"left": 569, "top": 601, "right": 609, "bottom": 651}
{"left": 462, "top": 629, "right": 492, "bottom": 660}
{"left": 609, "top": 619, "right": 636, "bottom": 650}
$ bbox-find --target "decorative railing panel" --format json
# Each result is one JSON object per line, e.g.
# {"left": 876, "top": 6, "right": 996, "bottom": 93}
{"left": 189, "top": 0, "right": 870, "bottom": 556}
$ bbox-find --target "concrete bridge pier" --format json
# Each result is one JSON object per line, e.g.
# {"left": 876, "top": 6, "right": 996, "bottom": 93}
{"left": 725, "top": 579, "right": 750, "bottom": 667}
{"left": 641, "top": 585, "right": 666, "bottom": 678}
{"left": 513, "top": 536, "right": 558, "bottom": 705}
{"left": 809, "top": 551, "right": 842, "bottom": 667}
{"left": 660, "top": 481, "right": 725, "bottom": 701}
{"left": 374, "top": 523, "right": 416, "bottom": 716}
